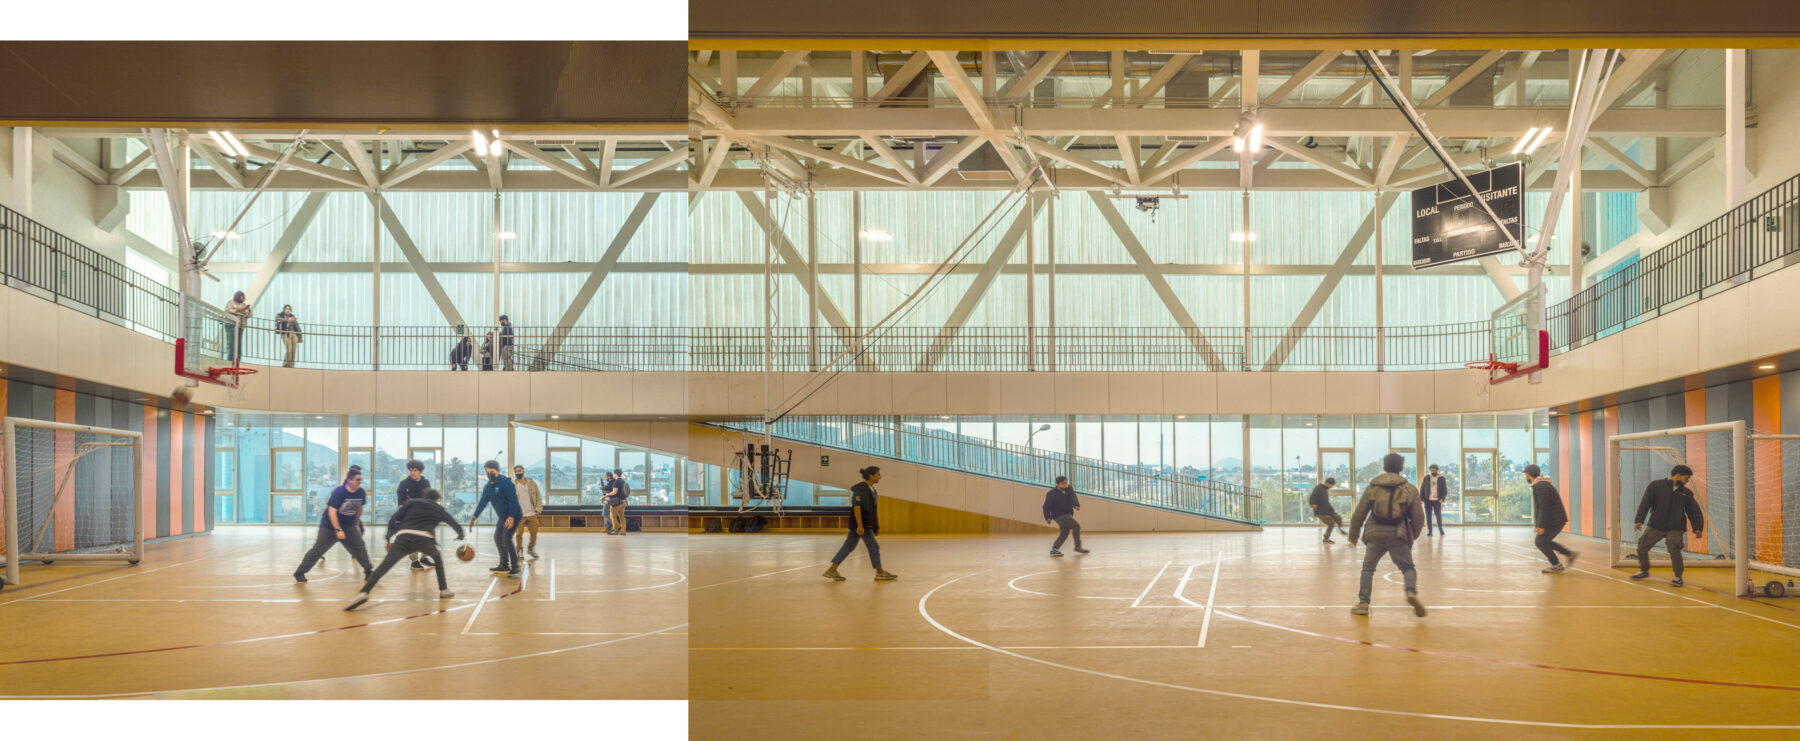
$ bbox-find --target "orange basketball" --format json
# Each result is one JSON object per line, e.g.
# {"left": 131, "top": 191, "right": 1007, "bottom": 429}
{"left": 170, "top": 385, "right": 194, "bottom": 408}
{"left": 456, "top": 545, "right": 475, "bottom": 561}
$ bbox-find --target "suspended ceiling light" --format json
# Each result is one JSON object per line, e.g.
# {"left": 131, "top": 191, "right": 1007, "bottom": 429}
{"left": 489, "top": 129, "right": 505, "bottom": 157}
{"left": 494, "top": 231, "right": 518, "bottom": 240}
{"left": 472, "top": 130, "right": 494, "bottom": 158}
{"left": 207, "top": 130, "right": 249, "bottom": 157}
{"left": 1230, "top": 232, "right": 1257, "bottom": 242}
{"left": 860, "top": 229, "right": 893, "bottom": 241}
{"left": 211, "top": 230, "right": 242, "bottom": 240}
{"left": 1232, "top": 113, "right": 1262, "bottom": 153}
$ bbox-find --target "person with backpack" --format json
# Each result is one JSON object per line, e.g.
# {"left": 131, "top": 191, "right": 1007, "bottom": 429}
{"left": 1042, "top": 476, "right": 1088, "bottom": 557}
{"left": 1347, "top": 453, "right": 1427, "bottom": 617}
{"left": 822, "top": 466, "right": 897, "bottom": 582}
{"left": 1526, "top": 464, "right": 1578, "bottom": 574}
{"left": 1630, "top": 464, "right": 1703, "bottom": 587}
{"left": 345, "top": 488, "right": 465, "bottom": 610}
{"left": 1420, "top": 464, "right": 1449, "bottom": 536}
{"left": 1309, "top": 477, "right": 1346, "bottom": 543}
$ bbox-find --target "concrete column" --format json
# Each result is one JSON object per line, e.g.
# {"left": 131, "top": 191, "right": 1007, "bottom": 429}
{"left": 9, "top": 127, "right": 31, "bottom": 216}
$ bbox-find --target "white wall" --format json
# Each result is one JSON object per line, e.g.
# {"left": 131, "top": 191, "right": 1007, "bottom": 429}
{"left": 0, "top": 128, "right": 129, "bottom": 261}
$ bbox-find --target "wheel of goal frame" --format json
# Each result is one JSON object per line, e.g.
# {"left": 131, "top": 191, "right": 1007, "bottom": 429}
{"left": 2, "top": 417, "right": 146, "bottom": 590}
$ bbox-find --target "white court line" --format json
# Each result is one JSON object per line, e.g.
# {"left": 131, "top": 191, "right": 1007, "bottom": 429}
{"left": 1490, "top": 542, "right": 1800, "bottom": 632}
{"left": 549, "top": 559, "right": 556, "bottom": 601}
{"left": 1128, "top": 561, "right": 1172, "bottom": 608}
{"left": 1006, "top": 566, "right": 1138, "bottom": 600}
{"left": 557, "top": 566, "right": 688, "bottom": 594}
{"left": 181, "top": 568, "right": 345, "bottom": 589}
{"left": 461, "top": 577, "right": 502, "bottom": 636}
{"left": 688, "top": 562, "right": 825, "bottom": 591}
{"left": 0, "top": 623, "right": 688, "bottom": 699}
{"left": 1198, "top": 560, "right": 1222, "bottom": 648}
{"left": 916, "top": 574, "right": 1800, "bottom": 730}
{"left": 0, "top": 556, "right": 215, "bottom": 606}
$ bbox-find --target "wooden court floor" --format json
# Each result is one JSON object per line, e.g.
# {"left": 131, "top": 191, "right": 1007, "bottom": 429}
{"left": 0, "top": 526, "right": 687, "bottom": 699}
{"left": 689, "top": 528, "right": 1800, "bottom": 739}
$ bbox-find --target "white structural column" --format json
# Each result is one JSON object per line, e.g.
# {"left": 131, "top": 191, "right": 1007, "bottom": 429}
{"left": 244, "top": 192, "right": 329, "bottom": 304}
{"left": 1046, "top": 195, "right": 1056, "bottom": 370}
{"left": 852, "top": 191, "right": 862, "bottom": 328}
{"left": 807, "top": 192, "right": 819, "bottom": 371}
{"left": 1374, "top": 191, "right": 1385, "bottom": 370}
{"left": 1026, "top": 191, "right": 1037, "bottom": 370}
{"left": 1725, "top": 48, "right": 1748, "bottom": 282}
{"left": 11, "top": 127, "right": 32, "bottom": 215}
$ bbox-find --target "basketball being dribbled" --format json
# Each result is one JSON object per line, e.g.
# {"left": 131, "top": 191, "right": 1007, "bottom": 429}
{"left": 169, "top": 385, "right": 194, "bottom": 408}
{"left": 456, "top": 545, "right": 475, "bottom": 561}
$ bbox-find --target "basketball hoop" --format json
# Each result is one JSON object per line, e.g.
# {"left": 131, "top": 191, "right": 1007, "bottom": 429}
{"left": 1464, "top": 359, "right": 1520, "bottom": 374}
{"left": 210, "top": 366, "right": 256, "bottom": 402}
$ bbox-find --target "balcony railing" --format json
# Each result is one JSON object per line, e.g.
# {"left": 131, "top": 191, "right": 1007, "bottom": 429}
{"left": 709, "top": 417, "right": 1259, "bottom": 524}
{"left": 3, "top": 170, "right": 1797, "bottom": 374}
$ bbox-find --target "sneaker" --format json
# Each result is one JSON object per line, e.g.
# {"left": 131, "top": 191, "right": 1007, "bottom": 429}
{"left": 1564, "top": 551, "right": 1579, "bottom": 570}
{"left": 1350, "top": 602, "right": 1370, "bottom": 616}
{"left": 1073, "top": 547, "right": 1089, "bottom": 554}
{"left": 419, "top": 556, "right": 437, "bottom": 568}
{"left": 438, "top": 589, "right": 455, "bottom": 599}
{"left": 504, "top": 570, "right": 521, "bottom": 579}
{"left": 875, "top": 571, "right": 898, "bottom": 581}
{"left": 528, "top": 549, "right": 539, "bottom": 559}
{"left": 1322, "top": 538, "right": 1335, "bottom": 543}
{"left": 344, "top": 592, "right": 370, "bottom": 611}
{"left": 1630, "top": 571, "right": 1650, "bottom": 580}
{"left": 1406, "top": 593, "right": 1427, "bottom": 617}
{"left": 489, "top": 565, "right": 509, "bottom": 573}
{"left": 822, "top": 568, "right": 846, "bottom": 582}
{"left": 1542, "top": 564, "right": 1566, "bottom": 573}
{"left": 1670, "top": 577, "right": 1684, "bottom": 587}
{"left": 293, "top": 570, "right": 307, "bottom": 583}
{"left": 1050, "top": 550, "right": 1064, "bottom": 557}
{"left": 410, "top": 561, "right": 427, "bottom": 571}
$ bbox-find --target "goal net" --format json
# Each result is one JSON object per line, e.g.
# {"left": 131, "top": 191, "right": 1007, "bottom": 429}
{"left": 2, "top": 417, "right": 143, "bottom": 590}
{"left": 1748, "top": 435, "right": 1800, "bottom": 581}
{"left": 1610, "top": 422, "right": 1747, "bottom": 595}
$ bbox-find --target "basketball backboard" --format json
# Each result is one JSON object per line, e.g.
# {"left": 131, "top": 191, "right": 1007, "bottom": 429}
{"left": 1487, "top": 283, "right": 1549, "bottom": 384}
{"left": 174, "top": 298, "right": 244, "bottom": 388}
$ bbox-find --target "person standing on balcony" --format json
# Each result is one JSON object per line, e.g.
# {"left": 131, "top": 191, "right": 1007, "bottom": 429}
{"left": 275, "top": 304, "right": 303, "bottom": 368}
{"left": 499, "top": 315, "right": 516, "bottom": 371}
{"left": 479, "top": 329, "right": 495, "bottom": 371}
{"left": 1042, "top": 475, "right": 1088, "bottom": 557}
{"left": 1310, "top": 477, "right": 1346, "bottom": 543}
{"left": 513, "top": 464, "right": 543, "bottom": 558}
{"left": 224, "top": 291, "right": 252, "bottom": 362}
{"left": 1630, "top": 464, "right": 1703, "bottom": 587}
{"left": 450, "top": 325, "right": 473, "bottom": 371}
{"left": 1527, "top": 464, "right": 1579, "bottom": 575}
{"left": 823, "top": 466, "right": 898, "bottom": 582}
{"left": 1347, "top": 453, "right": 1427, "bottom": 618}
{"left": 1420, "top": 464, "right": 1449, "bottom": 536}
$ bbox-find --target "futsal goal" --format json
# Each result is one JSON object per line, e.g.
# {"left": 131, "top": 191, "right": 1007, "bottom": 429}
{"left": 1, "top": 417, "right": 143, "bottom": 591}
{"left": 1609, "top": 421, "right": 1800, "bottom": 598}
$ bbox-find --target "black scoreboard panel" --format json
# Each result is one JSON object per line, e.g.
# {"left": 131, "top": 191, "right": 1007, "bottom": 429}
{"left": 1411, "top": 162, "right": 1524, "bottom": 269}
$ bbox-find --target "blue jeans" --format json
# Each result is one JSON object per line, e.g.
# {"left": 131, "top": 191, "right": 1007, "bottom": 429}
{"left": 832, "top": 531, "right": 882, "bottom": 569}
{"left": 1358, "top": 528, "right": 1417, "bottom": 603}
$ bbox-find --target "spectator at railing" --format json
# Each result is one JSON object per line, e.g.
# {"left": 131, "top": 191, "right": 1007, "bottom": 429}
{"left": 450, "top": 325, "right": 473, "bottom": 371}
{"left": 224, "top": 291, "right": 252, "bottom": 361}
{"left": 499, "top": 315, "right": 516, "bottom": 371}
{"left": 276, "top": 305, "right": 303, "bottom": 368}
{"left": 480, "top": 329, "right": 495, "bottom": 371}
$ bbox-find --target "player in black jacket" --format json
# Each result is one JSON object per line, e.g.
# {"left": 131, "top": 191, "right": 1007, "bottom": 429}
{"left": 1527, "top": 465, "right": 1579, "bottom": 574}
{"left": 822, "top": 467, "right": 897, "bottom": 582}
{"left": 346, "top": 488, "right": 465, "bottom": 610}
{"left": 396, "top": 459, "right": 433, "bottom": 571}
{"left": 1630, "top": 464, "right": 1705, "bottom": 587}
{"left": 1042, "top": 476, "right": 1088, "bottom": 556}
{"left": 1310, "top": 478, "right": 1346, "bottom": 543}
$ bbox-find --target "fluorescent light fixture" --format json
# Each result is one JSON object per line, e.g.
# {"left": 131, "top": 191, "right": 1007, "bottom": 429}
{"left": 207, "top": 131, "right": 245, "bottom": 157}
{"left": 551, "top": 414, "right": 561, "bottom": 419}
{"left": 1759, "top": 364, "right": 1776, "bottom": 370}
{"left": 494, "top": 231, "right": 518, "bottom": 239}
{"left": 1514, "top": 127, "right": 1552, "bottom": 156}
{"left": 1526, "top": 235, "right": 1540, "bottom": 244}
{"left": 859, "top": 229, "right": 893, "bottom": 241}
{"left": 472, "top": 130, "right": 491, "bottom": 157}
{"left": 219, "top": 131, "right": 250, "bottom": 157}
{"left": 211, "top": 230, "right": 241, "bottom": 240}
{"left": 1229, "top": 232, "right": 1257, "bottom": 242}
{"left": 489, "top": 130, "right": 505, "bottom": 157}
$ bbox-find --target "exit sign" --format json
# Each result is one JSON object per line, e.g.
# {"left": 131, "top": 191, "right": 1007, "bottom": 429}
{"left": 820, "top": 455, "right": 830, "bottom": 466}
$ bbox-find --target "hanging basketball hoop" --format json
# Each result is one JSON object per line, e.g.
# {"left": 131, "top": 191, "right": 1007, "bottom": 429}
{"left": 1465, "top": 359, "right": 1521, "bottom": 374}
{"left": 208, "top": 366, "right": 258, "bottom": 381}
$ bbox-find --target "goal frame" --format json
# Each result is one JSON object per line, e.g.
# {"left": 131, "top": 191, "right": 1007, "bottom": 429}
{"left": 1, "top": 417, "right": 145, "bottom": 589}
{"left": 1607, "top": 421, "right": 1748, "bottom": 597}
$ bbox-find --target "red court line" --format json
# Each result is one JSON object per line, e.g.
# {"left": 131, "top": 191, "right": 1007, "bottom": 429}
{"left": 0, "top": 564, "right": 133, "bottom": 593}
{"left": 1220, "top": 609, "right": 1800, "bottom": 692}
{"left": 0, "top": 573, "right": 530, "bottom": 666}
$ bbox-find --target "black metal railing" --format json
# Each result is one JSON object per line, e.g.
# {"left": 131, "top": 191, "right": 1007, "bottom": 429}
{"left": 5, "top": 171, "right": 1798, "bottom": 374}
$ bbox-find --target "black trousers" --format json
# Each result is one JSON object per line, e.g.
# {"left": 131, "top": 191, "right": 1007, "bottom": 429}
{"left": 832, "top": 530, "right": 882, "bottom": 569}
{"left": 297, "top": 522, "right": 373, "bottom": 575}
{"left": 492, "top": 520, "right": 519, "bottom": 571}
{"left": 1424, "top": 501, "right": 1445, "bottom": 534}
{"left": 363, "top": 533, "right": 447, "bottom": 592}
{"left": 1536, "top": 526, "right": 1573, "bottom": 565}
{"left": 1052, "top": 514, "right": 1082, "bottom": 550}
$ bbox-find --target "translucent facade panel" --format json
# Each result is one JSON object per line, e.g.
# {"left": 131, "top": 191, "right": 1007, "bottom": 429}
{"left": 1250, "top": 190, "right": 1376, "bottom": 265}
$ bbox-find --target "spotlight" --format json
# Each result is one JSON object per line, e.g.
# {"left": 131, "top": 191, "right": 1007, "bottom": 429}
{"left": 1232, "top": 113, "right": 1263, "bottom": 153}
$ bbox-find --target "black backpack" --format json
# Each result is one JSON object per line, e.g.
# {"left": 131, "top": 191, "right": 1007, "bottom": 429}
{"left": 728, "top": 516, "right": 748, "bottom": 533}
{"left": 703, "top": 518, "right": 723, "bottom": 533}
{"left": 1369, "top": 483, "right": 1415, "bottom": 529}
{"left": 744, "top": 515, "right": 769, "bottom": 533}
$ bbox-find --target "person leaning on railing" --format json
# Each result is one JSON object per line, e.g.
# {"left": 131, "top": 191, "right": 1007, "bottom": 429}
{"left": 276, "top": 305, "right": 303, "bottom": 368}
{"left": 450, "top": 325, "right": 473, "bottom": 371}
{"left": 224, "top": 290, "right": 252, "bottom": 361}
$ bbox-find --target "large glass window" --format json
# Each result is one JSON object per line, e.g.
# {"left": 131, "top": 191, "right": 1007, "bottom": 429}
{"left": 1248, "top": 415, "right": 1283, "bottom": 523}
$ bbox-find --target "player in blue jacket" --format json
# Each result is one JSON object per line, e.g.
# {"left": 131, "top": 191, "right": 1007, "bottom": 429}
{"left": 470, "top": 460, "right": 523, "bottom": 578}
